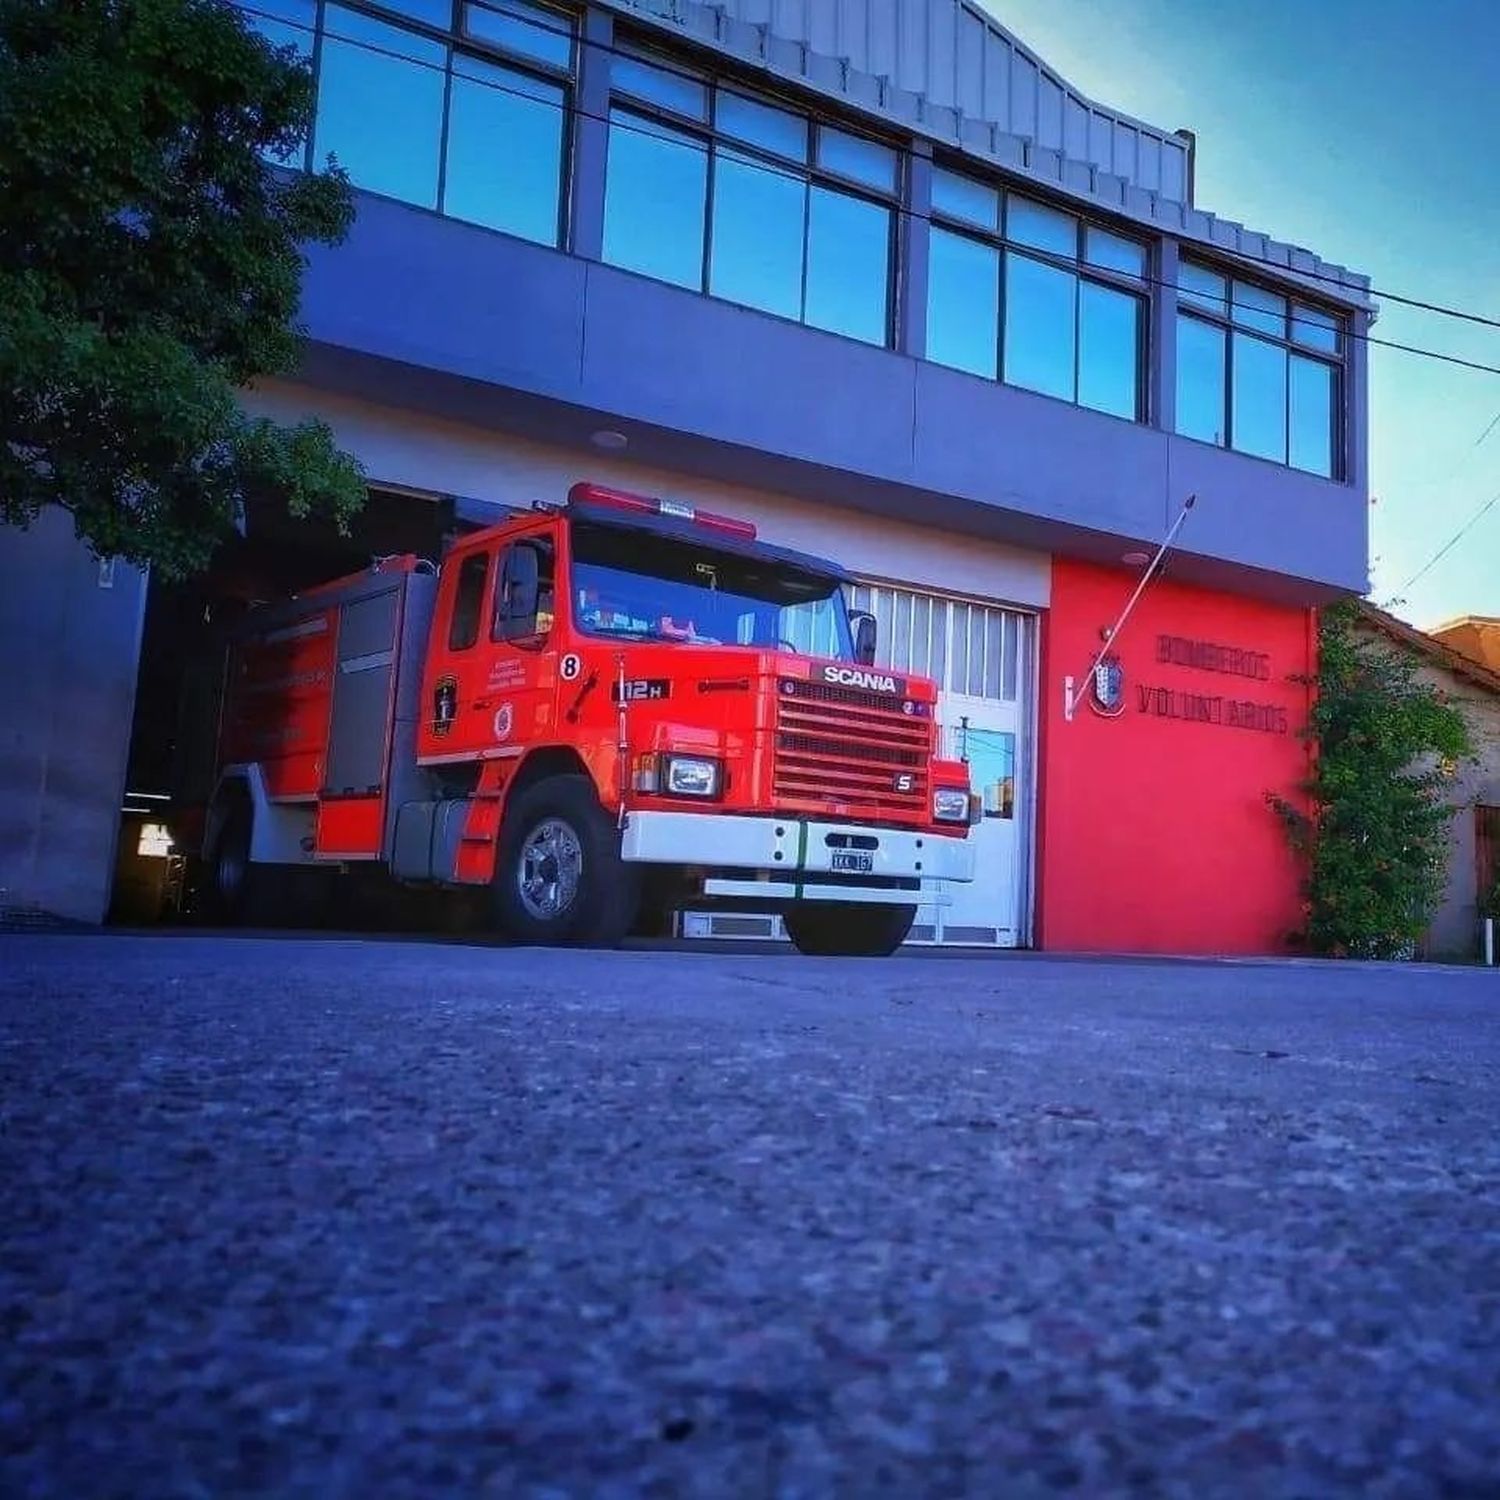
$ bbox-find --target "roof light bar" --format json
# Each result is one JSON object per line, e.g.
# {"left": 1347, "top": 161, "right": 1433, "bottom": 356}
{"left": 566, "top": 482, "right": 757, "bottom": 541}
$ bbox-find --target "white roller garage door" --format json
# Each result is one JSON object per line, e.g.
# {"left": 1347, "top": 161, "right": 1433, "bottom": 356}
{"left": 846, "top": 583, "right": 1036, "bottom": 948}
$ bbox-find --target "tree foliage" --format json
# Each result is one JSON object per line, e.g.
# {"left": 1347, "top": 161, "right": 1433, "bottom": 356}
{"left": 1271, "top": 601, "right": 1472, "bottom": 958}
{"left": 0, "top": 0, "right": 364, "bottom": 578}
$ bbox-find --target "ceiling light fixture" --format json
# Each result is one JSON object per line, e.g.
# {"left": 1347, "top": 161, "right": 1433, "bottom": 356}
{"left": 590, "top": 429, "right": 629, "bottom": 451}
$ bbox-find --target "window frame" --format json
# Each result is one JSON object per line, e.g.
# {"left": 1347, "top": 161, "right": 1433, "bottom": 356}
{"left": 448, "top": 549, "right": 493, "bottom": 652}
{"left": 1176, "top": 256, "right": 1346, "bottom": 479}
{"left": 254, "top": 0, "right": 578, "bottom": 247}
{"left": 490, "top": 533, "right": 557, "bottom": 645}
{"left": 605, "top": 39, "right": 903, "bottom": 348}
{"left": 927, "top": 162, "right": 1149, "bottom": 423}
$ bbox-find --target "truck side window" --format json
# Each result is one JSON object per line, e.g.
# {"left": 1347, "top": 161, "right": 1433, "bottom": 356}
{"left": 447, "top": 551, "right": 490, "bottom": 651}
{"left": 493, "top": 538, "right": 555, "bottom": 643}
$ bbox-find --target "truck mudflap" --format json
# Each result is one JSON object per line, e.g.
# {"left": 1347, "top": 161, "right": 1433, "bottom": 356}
{"left": 618, "top": 810, "right": 973, "bottom": 903}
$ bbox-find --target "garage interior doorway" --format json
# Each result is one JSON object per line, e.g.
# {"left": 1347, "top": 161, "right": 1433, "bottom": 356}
{"left": 109, "top": 487, "right": 465, "bottom": 925}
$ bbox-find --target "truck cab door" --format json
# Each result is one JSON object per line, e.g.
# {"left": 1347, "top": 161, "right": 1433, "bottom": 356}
{"left": 419, "top": 532, "right": 559, "bottom": 764}
{"left": 419, "top": 545, "right": 498, "bottom": 762}
{"left": 484, "top": 533, "right": 558, "bottom": 752}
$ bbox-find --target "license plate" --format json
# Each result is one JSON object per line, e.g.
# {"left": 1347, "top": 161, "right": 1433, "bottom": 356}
{"left": 831, "top": 850, "right": 874, "bottom": 874}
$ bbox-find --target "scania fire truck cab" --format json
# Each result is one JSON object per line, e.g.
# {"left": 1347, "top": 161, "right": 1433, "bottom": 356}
{"left": 203, "top": 482, "right": 977, "bottom": 956}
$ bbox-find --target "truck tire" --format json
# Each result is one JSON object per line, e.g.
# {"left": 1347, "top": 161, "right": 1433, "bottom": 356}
{"left": 205, "top": 799, "right": 280, "bottom": 926}
{"left": 492, "top": 774, "right": 639, "bottom": 947}
{"left": 783, "top": 902, "right": 917, "bottom": 957}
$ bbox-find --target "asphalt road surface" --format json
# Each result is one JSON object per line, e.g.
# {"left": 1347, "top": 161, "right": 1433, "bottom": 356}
{"left": 3, "top": 934, "right": 1499, "bottom": 1498}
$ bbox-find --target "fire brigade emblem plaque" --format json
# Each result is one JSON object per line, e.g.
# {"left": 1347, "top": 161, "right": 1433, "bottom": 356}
{"left": 493, "top": 702, "right": 514, "bottom": 741}
{"left": 1090, "top": 655, "right": 1126, "bottom": 718}
{"left": 433, "top": 674, "right": 458, "bottom": 735}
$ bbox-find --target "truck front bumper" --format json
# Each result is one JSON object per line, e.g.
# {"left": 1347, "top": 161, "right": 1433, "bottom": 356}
{"left": 619, "top": 810, "right": 974, "bottom": 905}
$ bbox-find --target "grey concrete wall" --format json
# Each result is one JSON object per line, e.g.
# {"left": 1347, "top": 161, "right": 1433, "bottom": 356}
{"left": 0, "top": 511, "right": 147, "bottom": 923}
{"left": 1352, "top": 617, "right": 1500, "bottom": 961}
{"left": 296, "top": 195, "right": 1369, "bottom": 602}
{"left": 1424, "top": 670, "right": 1500, "bottom": 960}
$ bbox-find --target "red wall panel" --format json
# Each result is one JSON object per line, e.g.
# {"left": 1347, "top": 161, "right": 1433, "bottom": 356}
{"left": 1038, "top": 560, "right": 1316, "bottom": 955}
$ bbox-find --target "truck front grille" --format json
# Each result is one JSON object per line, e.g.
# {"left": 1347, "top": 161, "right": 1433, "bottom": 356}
{"left": 773, "top": 678, "right": 931, "bottom": 821}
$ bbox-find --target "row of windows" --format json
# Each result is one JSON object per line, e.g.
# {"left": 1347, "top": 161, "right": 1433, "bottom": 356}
{"left": 243, "top": 0, "right": 1348, "bottom": 478}
{"left": 255, "top": 0, "right": 573, "bottom": 245}
{"left": 600, "top": 55, "right": 899, "bottom": 347}
{"left": 1174, "top": 263, "right": 1341, "bottom": 476}
{"left": 926, "top": 179, "right": 1147, "bottom": 420}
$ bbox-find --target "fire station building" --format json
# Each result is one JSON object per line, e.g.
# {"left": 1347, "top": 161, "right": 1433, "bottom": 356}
{"left": 0, "top": 0, "right": 1372, "bottom": 953}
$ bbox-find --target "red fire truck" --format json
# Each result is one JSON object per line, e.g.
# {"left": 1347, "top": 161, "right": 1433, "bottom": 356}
{"left": 196, "top": 482, "right": 977, "bottom": 955}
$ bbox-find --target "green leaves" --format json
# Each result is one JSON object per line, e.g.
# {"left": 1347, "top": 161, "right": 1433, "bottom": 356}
{"left": 0, "top": 0, "right": 361, "bottom": 578}
{"left": 1270, "top": 602, "right": 1474, "bottom": 959}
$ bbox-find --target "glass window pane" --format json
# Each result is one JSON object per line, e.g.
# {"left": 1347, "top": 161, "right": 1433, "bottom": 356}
{"left": 1003, "top": 253, "right": 1077, "bottom": 401}
{"left": 931, "top": 168, "right": 999, "bottom": 231}
{"left": 1292, "top": 303, "right": 1340, "bottom": 354}
{"left": 1001, "top": 612, "right": 1019, "bottom": 701}
{"left": 1290, "top": 356, "right": 1335, "bottom": 477}
{"left": 1232, "top": 279, "right": 1287, "bottom": 338}
{"left": 611, "top": 53, "right": 708, "bottom": 119}
{"left": 244, "top": 0, "right": 314, "bottom": 52}
{"left": 950, "top": 603, "right": 968, "bottom": 693}
{"left": 817, "top": 127, "right": 897, "bottom": 194}
{"left": 462, "top": 1, "right": 573, "bottom": 70}
{"left": 449, "top": 552, "right": 490, "bottom": 650}
{"left": 314, "top": 8, "right": 445, "bottom": 207}
{"left": 715, "top": 91, "right": 808, "bottom": 162}
{"left": 1085, "top": 226, "right": 1145, "bottom": 278}
{"left": 930, "top": 600, "right": 948, "bottom": 688}
{"left": 709, "top": 148, "right": 805, "bottom": 321}
{"left": 243, "top": 0, "right": 314, "bottom": 165}
{"left": 911, "top": 595, "right": 931, "bottom": 676}
{"left": 1008, "top": 196, "right": 1076, "bottom": 258}
{"left": 926, "top": 228, "right": 999, "bottom": 379}
{"left": 1175, "top": 314, "right": 1226, "bottom": 446}
{"left": 894, "top": 591, "right": 913, "bottom": 669}
{"left": 984, "top": 610, "right": 1003, "bottom": 699}
{"left": 1078, "top": 282, "right": 1140, "bottom": 420}
{"left": 602, "top": 109, "right": 707, "bottom": 290}
{"left": 445, "top": 58, "right": 565, "bottom": 244}
{"left": 1179, "top": 261, "right": 1227, "bottom": 316}
{"left": 805, "top": 187, "right": 890, "bottom": 345}
{"left": 369, "top": 0, "right": 451, "bottom": 26}
{"left": 967, "top": 608, "right": 986, "bottom": 696}
{"left": 1231, "top": 332, "right": 1289, "bottom": 462}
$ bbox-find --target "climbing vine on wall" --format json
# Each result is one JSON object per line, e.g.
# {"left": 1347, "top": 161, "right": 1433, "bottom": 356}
{"left": 1270, "top": 601, "right": 1472, "bottom": 959}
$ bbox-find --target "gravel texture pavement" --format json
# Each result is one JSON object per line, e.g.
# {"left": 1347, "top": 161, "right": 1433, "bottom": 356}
{"left": 2, "top": 933, "right": 1499, "bottom": 1498}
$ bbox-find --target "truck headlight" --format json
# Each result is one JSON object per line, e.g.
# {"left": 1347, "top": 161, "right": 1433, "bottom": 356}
{"left": 933, "top": 788, "right": 970, "bottom": 824}
{"left": 663, "top": 755, "right": 722, "bottom": 798}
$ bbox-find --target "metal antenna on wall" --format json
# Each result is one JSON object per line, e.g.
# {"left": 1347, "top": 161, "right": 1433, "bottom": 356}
{"left": 1063, "top": 494, "right": 1198, "bottom": 723}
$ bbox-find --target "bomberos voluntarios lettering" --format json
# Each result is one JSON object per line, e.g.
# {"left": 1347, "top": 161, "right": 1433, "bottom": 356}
{"left": 1156, "top": 634, "right": 1271, "bottom": 681}
{"left": 1136, "top": 685, "right": 1288, "bottom": 734}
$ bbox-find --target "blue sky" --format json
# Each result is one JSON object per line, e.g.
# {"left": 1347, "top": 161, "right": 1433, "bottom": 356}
{"left": 978, "top": 0, "right": 1500, "bottom": 627}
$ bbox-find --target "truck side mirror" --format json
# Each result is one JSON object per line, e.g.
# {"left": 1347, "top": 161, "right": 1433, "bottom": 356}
{"left": 851, "top": 611, "right": 878, "bottom": 665}
{"left": 502, "top": 544, "right": 540, "bottom": 628}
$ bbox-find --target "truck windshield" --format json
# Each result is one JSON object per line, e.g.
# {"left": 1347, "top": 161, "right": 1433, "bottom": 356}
{"left": 570, "top": 521, "right": 854, "bottom": 658}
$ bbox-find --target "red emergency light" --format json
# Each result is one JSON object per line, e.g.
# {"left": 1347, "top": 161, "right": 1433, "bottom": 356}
{"left": 567, "top": 482, "right": 757, "bottom": 542}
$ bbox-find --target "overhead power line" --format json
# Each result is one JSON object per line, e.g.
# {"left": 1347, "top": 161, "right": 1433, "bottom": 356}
{"left": 1395, "top": 489, "right": 1500, "bottom": 596}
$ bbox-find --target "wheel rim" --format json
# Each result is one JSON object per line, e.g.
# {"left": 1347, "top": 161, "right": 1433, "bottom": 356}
{"left": 518, "top": 817, "right": 583, "bottom": 921}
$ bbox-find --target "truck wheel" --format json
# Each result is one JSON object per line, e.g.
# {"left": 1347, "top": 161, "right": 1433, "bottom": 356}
{"left": 206, "top": 801, "right": 268, "bottom": 925}
{"left": 492, "top": 774, "right": 639, "bottom": 947}
{"left": 783, "top": 902, "right": 917, "bottom": 957}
